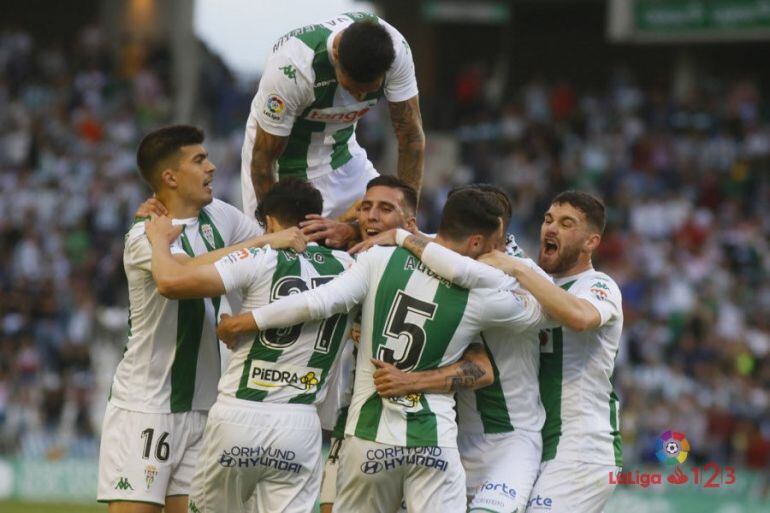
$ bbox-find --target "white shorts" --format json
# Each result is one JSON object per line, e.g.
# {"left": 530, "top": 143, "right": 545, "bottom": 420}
{"left": 187, "top": 398, "right": 322, "bottom": 513}
{"left": 97, "top": 403, "right": 207, "bottom": 505}
{"left": 240, "top": 154, "right": 379, "bottom": 224}
{"left": 526, "top": 459, "right": 621, "bottom": 513}
{"left": 460, "top": 429, "right": 542, "bottom": 513}
{"left": 319, "top": 437, "right": 344, "bottom": 506}
{"left": 335, "top": 436, "right": 465, "bottom": 513}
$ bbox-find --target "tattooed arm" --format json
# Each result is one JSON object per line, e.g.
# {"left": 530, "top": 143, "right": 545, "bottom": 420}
{"left": 251, "top": 125, "right": 288, "bottom": 208}
{"left": 371, "top": 343, "right": 493, "bottom": 397}
{"left": 389, "top": 95, "right": 425, "bottom": 197}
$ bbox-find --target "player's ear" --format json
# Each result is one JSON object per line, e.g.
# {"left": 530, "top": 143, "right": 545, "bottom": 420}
{"left": 405, "top": 216, "right": 418, "bottom": 233}
{"left": 160, "top": 168, "right": 177, "bottom": 189}
{"left": 585, "top": 233, "right": 601, "bottom": 253}
{"left": 265, "top": 215, "right": 277, "bottom": 234}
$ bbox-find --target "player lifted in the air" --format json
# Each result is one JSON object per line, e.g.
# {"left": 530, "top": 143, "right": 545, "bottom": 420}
{"left": 218, "top": 189, "right": 548, "bottom": 513}
{"left": 242, "top": 11, "right": 424, "bottom": 225}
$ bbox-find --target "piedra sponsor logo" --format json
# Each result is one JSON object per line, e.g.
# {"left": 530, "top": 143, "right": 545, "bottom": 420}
{"left": 247, "top": 360, "right": 321, "bottom": 393}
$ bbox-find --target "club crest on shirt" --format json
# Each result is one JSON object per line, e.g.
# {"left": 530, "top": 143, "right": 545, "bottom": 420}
{"left": 201, "top": 224, "right": 215, "bottom": 248}
{"left": 590, "top": 281, "right": 610, "bottom": 301}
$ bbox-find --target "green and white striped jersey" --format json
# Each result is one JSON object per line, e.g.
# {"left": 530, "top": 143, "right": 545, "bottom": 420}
{"left": 410, "top": 242, "right": 551, "bottom": 434}
{"left": 251, "top": 246, "right": 546, "bottom": 448}
{"left": 241, "top": 12, "right": 418, "bottom": 216}
{"left": 540, "top": 270, "right": 623, "bottom": 466}
{"left": 110, "top": 199, "right": 259, "bottom": 414}
{"left": 213, "top": 243, "right": 354, "bottom": 405}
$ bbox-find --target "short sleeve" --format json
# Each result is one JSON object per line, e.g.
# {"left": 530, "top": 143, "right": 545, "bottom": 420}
{"left": 382, "top": 24, "right": 418, "bottom": 102}
{"left": 571, "top": 275, "right": 622, "bottom": 327}
{"left": 215, "top": 200, "right": 261, "bottom": 245}
{"left": 475, "top": 289, "right": 546, "bottom": 334}
{"left": 124, "top": 234, "right": 152, "bottom": 272}
{"left": 213, "top": 247, "right": 269, "bottom": 294}
{"left": 253, "top": 44, "right": 313, "bottom": 137}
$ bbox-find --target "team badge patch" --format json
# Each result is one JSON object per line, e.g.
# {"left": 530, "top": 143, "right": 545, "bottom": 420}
{"left": 264, "top": 94, "right": 286, "bottom": 121}
{"left": 144, "top": 464, "right": 158, "bottom": 490}
{"left": 201, "top": 224, "right": 215, "bottom": 248}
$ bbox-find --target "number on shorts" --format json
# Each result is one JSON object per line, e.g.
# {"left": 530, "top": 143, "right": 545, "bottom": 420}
{"left": 379, "top": 290, "right": 437, "bottom": 371}
{"left": 141, "top": 428, "right": 170, "bottom": 461}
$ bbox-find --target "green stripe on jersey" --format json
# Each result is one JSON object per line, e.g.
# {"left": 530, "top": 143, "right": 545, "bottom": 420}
{"left": 417, "top": 280, "right": 468, "bottom": 370}
{"left": 277, "top": 25, "right": 343, "bottom": 178}
{"left": 330, "top": 125, "right": 355, "bottom": 170}
{"left": 354, "top": 392, "right": 383, "bottom": 440}
{"left": 540, "top": 279, "right": 575, "bottom": 460}
{"left": 197, "top": 209, "right": 225, "bottom": 320}
{"left": 170, "top": 233, "right": 205, "bottom": 412}
{"left": 353, "top": 249, "right": 414, "bottom": 439}
{"left": 290, "top": 246, "right": 348, "bottom": 404}
{"left": 406, "top": 394, "right": 438, "bottom": 446}
{"left": 236, "top": 251, "right": 300, "bottom": 402}
{"left": 474, "top": 335, "right": 514, "bottom": 434}
{"left": 610, "top": 389, "right": 623, "bottom": 466}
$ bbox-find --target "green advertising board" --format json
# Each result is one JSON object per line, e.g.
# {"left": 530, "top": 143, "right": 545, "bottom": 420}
{"left": 635, "top": 0, "right": 770, "bottom": 33}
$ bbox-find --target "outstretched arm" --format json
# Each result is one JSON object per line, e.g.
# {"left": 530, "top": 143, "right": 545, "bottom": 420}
{"left": 217, "top": 253, "right": 372, "bottom": 346}
{"left": 479, "top": 251, "right": 601, "bottom": 331}
{"left": 389, "top": 96, "right": 425, "bottom": 197}
{"left": 371, "top": 343, "right": 493, "bottom": 397}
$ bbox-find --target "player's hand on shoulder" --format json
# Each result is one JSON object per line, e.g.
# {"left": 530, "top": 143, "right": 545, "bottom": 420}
{"left": 348, "top": 228, "right": 398, "bottom": 255}
{"left": 267, "top": 227, "right": 308, "bottom": 253}
{"left": 217, "top": 313, "right": 243, "bottom": 349}
{"left": 134, "top": 196, "right": 168, "bottom": 218}
{"left": 479, "top": 250, "right": 519, "bottom": 274}
{"left": 371, "top": 358, "right": 417, "bottom": 397}
{"left": 145, "top": 215, "right": 183, "bottom": 246}
{"left": 300, "top": 214, "right": 358, "bottom": 249}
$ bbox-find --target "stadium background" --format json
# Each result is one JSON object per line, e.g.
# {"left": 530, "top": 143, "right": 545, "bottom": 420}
{"left": 1, "top": 0, "right": 769, "bottom": 511}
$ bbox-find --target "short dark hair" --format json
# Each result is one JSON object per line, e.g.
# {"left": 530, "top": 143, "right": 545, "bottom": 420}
{"left": 366, "top": 175, "right": 418, "bottom": 215}
{"left": 256, "top": 178, "right": 323, "bottom": 229}
{"left": 136, "top": 125, "right": 204, "bottom": 190}
{"left": 438, "top": 188, "right": 505, "bottom": 241}
{"left": 338, "top": 21, "right": 395, "bottom": 84}
{"left": 448, "top": 183, "right": 512, "bottom": 224}
{"left": 551, "top": 190, "right": 606, "bottom": 234}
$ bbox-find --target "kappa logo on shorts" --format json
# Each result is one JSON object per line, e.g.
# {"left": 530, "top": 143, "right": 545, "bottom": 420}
{"left": 114, "top": 476, "right": 134, "bottom": 491}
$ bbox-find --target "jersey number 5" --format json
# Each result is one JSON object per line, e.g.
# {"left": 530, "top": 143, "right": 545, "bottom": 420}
{"left": 379, "top": 290, "right": 437, "bottom": 371}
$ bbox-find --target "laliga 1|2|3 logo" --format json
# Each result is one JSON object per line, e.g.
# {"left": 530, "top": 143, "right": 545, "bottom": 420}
{"left": 610, "top": 430, "right": 736, "bottom": 489}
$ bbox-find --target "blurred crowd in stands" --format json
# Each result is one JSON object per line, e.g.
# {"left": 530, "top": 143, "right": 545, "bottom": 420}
{"left": 1, "top": 25, "right": 769, "bottom": 479}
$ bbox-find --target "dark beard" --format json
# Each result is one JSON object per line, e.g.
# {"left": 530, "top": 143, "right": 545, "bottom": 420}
{"left": 538, "top": 243, "right": 582, "bottom": 275}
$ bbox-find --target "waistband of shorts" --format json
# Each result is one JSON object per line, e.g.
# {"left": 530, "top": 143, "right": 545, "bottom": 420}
{"left": 216, "top": 395, "right": 317, "bottom": 415}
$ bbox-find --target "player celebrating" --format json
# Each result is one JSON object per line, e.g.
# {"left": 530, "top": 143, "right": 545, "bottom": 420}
{"left": 218, "top": 189, "right": 547, "bottom": 513}
{"left": 97, "top": 126, "right": 295, "bottom": 513}
{"left": 355, "top": 185, "right": 554, "bottom": 512}
{"left": 143, "top": 178, "right": 354, "bottom": 513}
{"left": 430, "top": 191, "right": 623, "bottom": 513}
{"left": 242, "top": 12, "right": 424, "bottom": 224}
